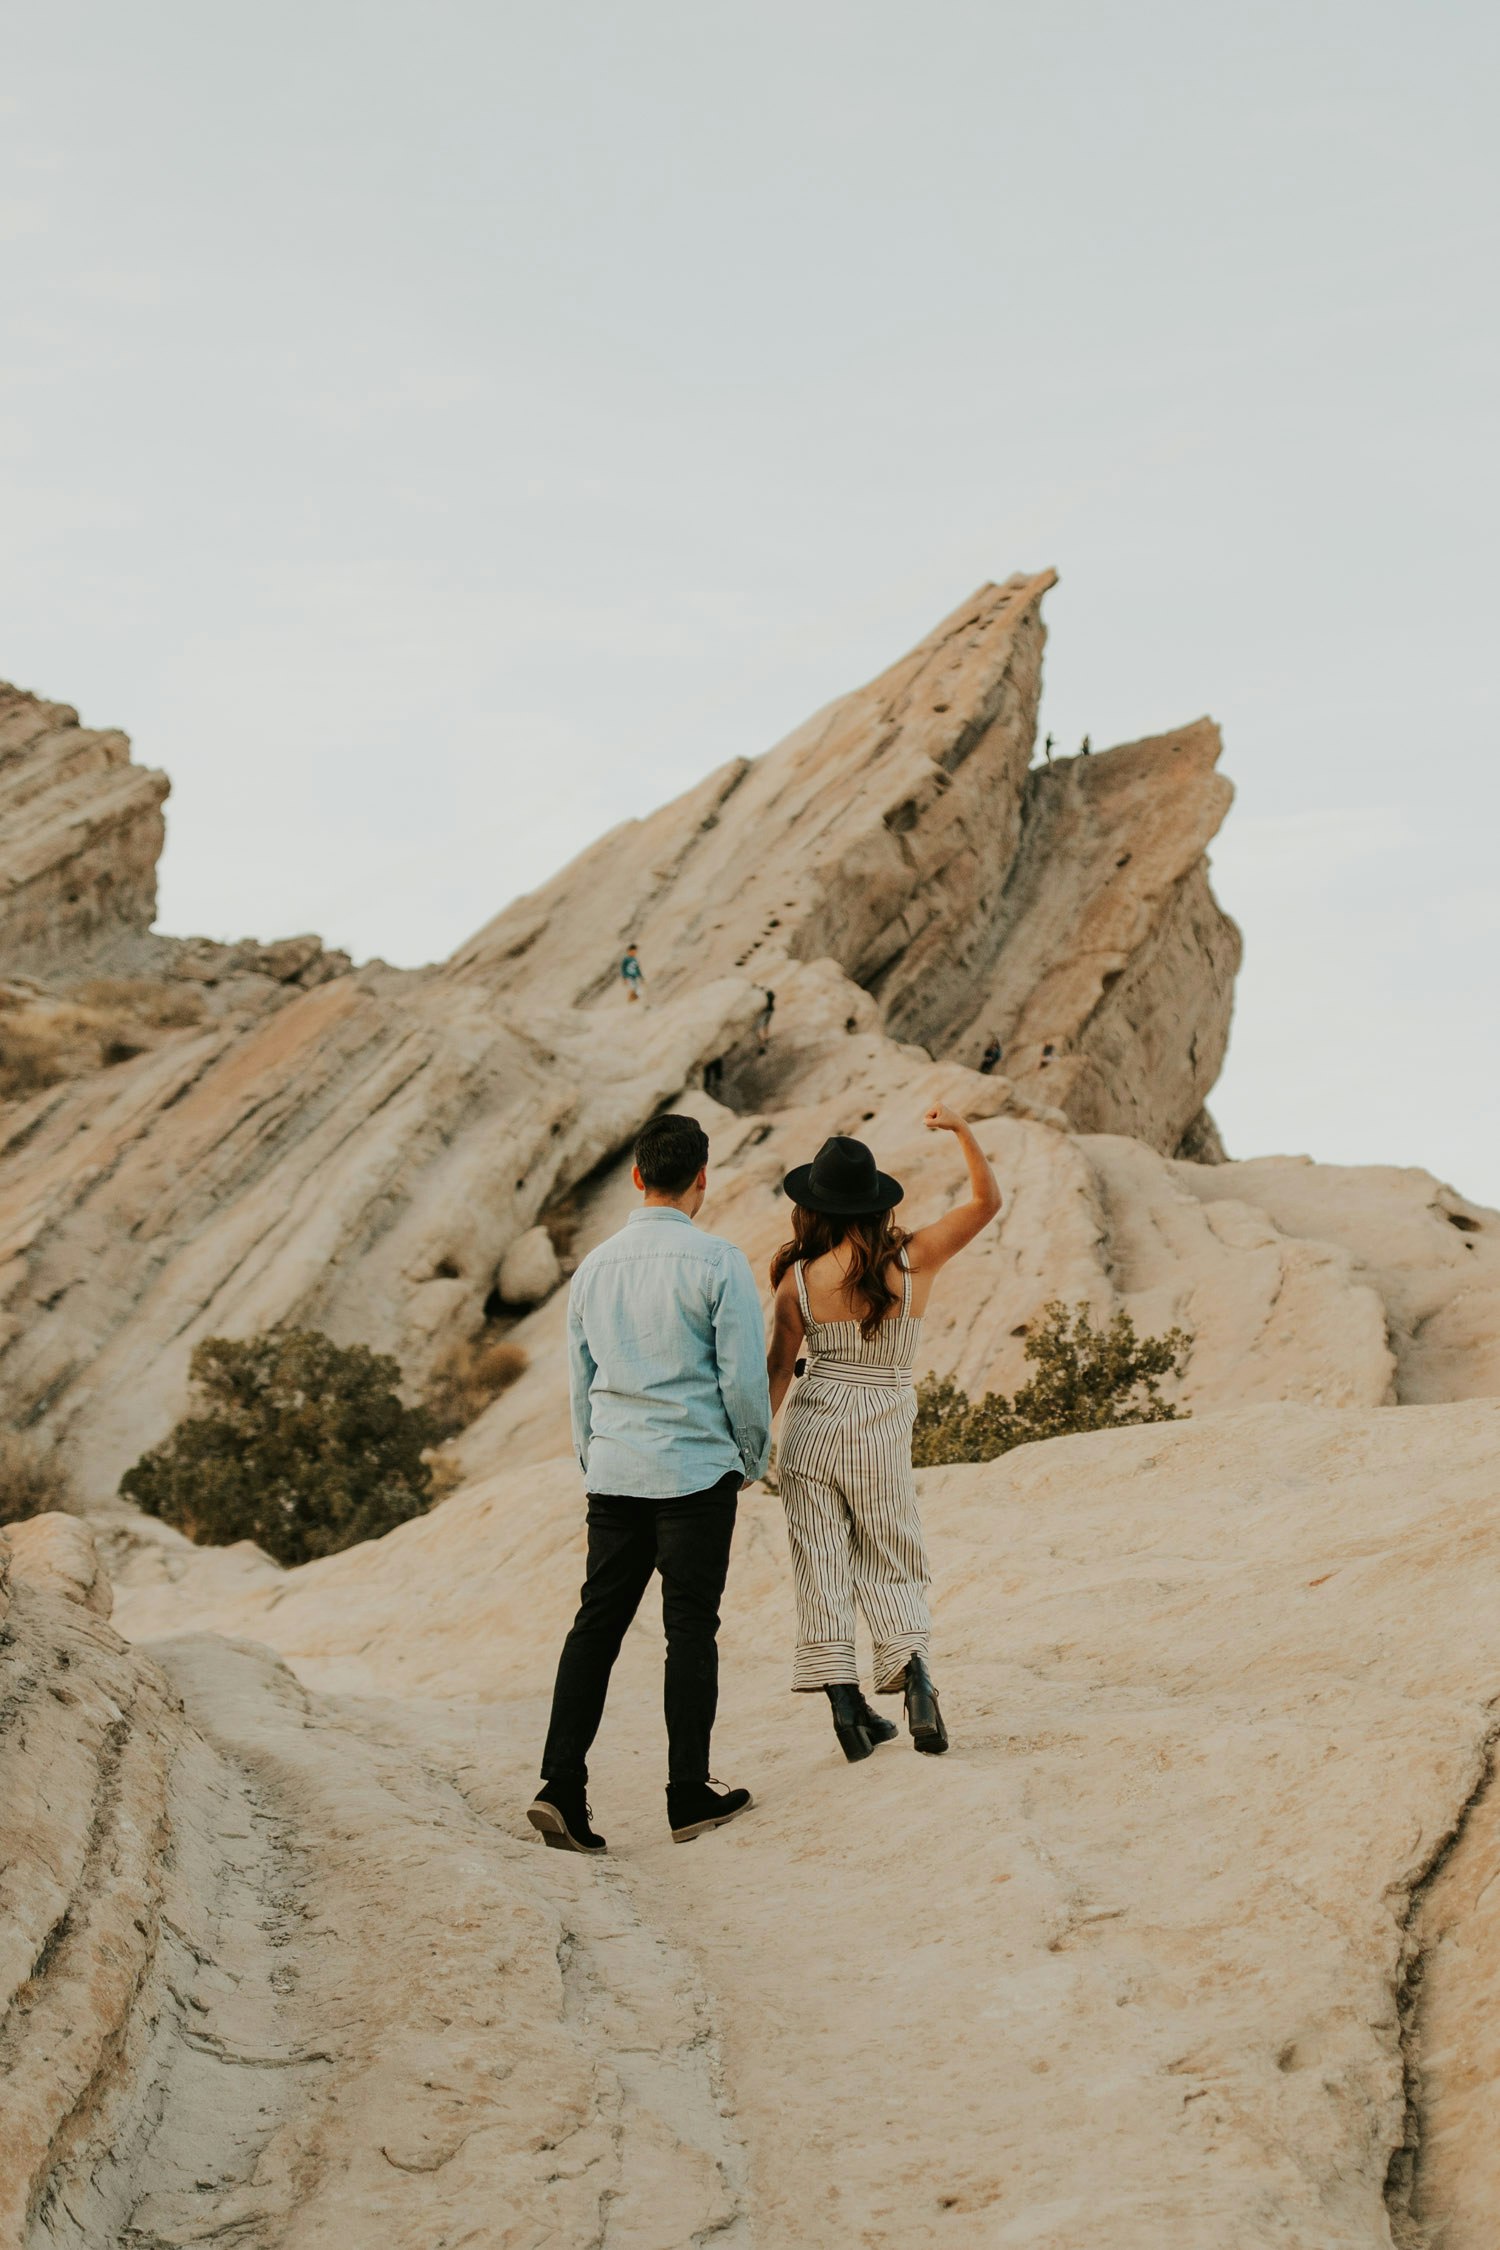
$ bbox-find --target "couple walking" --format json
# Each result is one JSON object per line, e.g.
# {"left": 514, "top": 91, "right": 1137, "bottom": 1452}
{"left": 527, "top": 1104, "right": 1001, "bottom": 1853}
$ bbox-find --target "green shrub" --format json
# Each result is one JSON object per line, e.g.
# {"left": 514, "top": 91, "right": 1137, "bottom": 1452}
{"left": 0, "top": 1433, "right": 73, "bottom": 1527}
{"left": 121, "top": 1330, "right": 440, "bottom": 1567}
{"left": 912, "top": 1300, "right": 1190, "bottom": 1468}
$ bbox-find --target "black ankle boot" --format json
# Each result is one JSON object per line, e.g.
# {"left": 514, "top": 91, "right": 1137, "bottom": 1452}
{"left": 667, "top": 1779, "right": 754, "bottom": 1842}
{"left": 903, "top": 1653, "right": 949, "bottom": 1755}
{"left": 527, "top": 1777, "right": 607, "bottom": 1852}
{"left": 854, "top": 1689, "right": 899, "bottom": 1745}
{"left": 825, "top": 1683, "right": 874, "bottom": 1762}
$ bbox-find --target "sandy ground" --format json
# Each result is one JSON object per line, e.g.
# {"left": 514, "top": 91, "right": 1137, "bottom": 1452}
{"left": 98, "top": 1398, "right": 1500, "bottom": 2247}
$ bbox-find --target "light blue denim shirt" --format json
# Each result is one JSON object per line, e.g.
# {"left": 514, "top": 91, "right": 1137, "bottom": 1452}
{"left": 568, "top": 1208, "right": 772, "bottom": 1498}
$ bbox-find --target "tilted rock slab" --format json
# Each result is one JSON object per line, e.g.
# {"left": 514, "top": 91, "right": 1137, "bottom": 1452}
{"left": 0, "top": 966, "right": 762, "bottom": 1501}
{"left": 443, "top": 988, "right": 1499, "bottom": 1487}
{"left": 0, "top": 685, "right": 169, "bottom": 972}
{"left": 453, "top": 574, "right": 1241, "bottom": 1157}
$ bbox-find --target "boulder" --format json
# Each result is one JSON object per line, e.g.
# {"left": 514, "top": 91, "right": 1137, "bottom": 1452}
{"left": 496, "top": 1224, "right": 562, "bottom": 1307}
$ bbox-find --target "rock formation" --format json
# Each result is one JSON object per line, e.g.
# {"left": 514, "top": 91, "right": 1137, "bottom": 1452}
{"left": 446, "top": 1066, "right": 1499, "bottom": 1491}
{"left": 3, "top": 574, "right": 1500, "bottom": 2243}
{"left": 0, "top": 685, "right": 169, "bottom": 971}
{"left": 2, "top": 1511, "right": 746, "bottom": 2247}
{"left": 96, "top": 1398, "right": 1500, "bottom": 2248}
{"left": 0, "top": 580, "right": 1254, "bottom": 1500}
{"left": 454, "top": 575, "right": 1241, "bottom": 1157}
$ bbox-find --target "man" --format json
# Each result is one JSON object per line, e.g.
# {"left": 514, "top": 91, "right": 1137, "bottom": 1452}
{"left": 528, "top": 1113, "right": 771, "bottom": 1854}
{"left": 620, "top": 942, "right": 645, "bottom": 1002}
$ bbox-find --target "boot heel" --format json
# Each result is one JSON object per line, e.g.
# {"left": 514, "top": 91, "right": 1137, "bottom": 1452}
{"left": 825, "top": 1683, "right": 875, "bottom": 1763}
{"left": 903, "top": 1654, "right": 950, "bottom": 1756}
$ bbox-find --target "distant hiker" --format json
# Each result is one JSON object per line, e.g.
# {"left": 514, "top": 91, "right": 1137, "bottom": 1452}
{"left": 979, "top": 1035, "right": 1003, "bottom": 1076}
{"left": 1043, "top": 733, "right": 1054, "bottom": 763}
{"left": 1040, "top": 1042, "right": 1056, "bottom": 1067}
{"left": 766, "top": 1108, "right": 1002, "bottom": 1764}
{"left": 528, "top": 1113, "right": 770, "bottom": 1855}
{"left": 756, "top": 989, "right": 776, "bottom": 1053}
{"left": 620, "top": 943, "right": 645, "bottom": 1002}
{"left": 1079, "top": 735, "right": 1091, "bottom": 756}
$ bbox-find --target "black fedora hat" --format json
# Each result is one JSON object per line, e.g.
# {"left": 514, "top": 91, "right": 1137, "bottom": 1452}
{"left": 782, "top": 1135, "right": 903, "bottom": 1216}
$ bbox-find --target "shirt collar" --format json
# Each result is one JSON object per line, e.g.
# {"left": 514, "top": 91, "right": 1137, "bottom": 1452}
{"left": 627, "top": 1206, "right": 693, "bottom": 1227}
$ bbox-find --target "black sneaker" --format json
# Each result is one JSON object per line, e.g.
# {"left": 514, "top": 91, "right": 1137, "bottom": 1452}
{"left": 902, "top": 1652, "right": 949, "bottom": 1755}
{"left": 667, "top": 1779, "right": 754, "bottom": 1842}
{"left": 854, "top": 1689, "right": 899, "bottom": 1745}
{"left": 527, "top": 1778, "right": 606, "bottom": 1853}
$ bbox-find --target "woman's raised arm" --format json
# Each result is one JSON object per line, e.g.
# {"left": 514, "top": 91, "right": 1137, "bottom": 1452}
{"left": 905, "top": 1104, "right": 1002, "bottom": 1274}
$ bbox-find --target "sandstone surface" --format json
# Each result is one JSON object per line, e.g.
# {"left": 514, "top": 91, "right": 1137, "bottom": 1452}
{"left": 496, "top": 1222, "right": 564, "bottom": 1308}
{"left": 102, "top": 1399, "right": 1500, "bottom": 2248}
{"left": 454, "top": 576, "right": 1241, "bottom": 1157}
{"left": 0, "top": 966, "right": 759, "bottom": 1502}
{"left": 446, "top": 1057, "right": 1499, "bottom": 1490}
{"left": 0, "top": 580, "right": 1257, "bottom": 1501}
{"left": 1, "top": 1512, "right": 751, "bottom": 2248}
{"left": 4, "top": 567, "right": 1500, "bottom": 2246}
{"left": 0, "top": 685, "right": 169, "bottom": 972}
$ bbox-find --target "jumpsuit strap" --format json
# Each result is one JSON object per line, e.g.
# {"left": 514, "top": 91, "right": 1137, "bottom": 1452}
{"left": 793, "top": 1257, "right": 813, "bottom": 1327}
{"left": 898, "top": 1248, "right": 912, "bottom": 1315}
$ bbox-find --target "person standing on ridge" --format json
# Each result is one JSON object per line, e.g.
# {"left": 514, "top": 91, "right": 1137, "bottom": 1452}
{"left": 756, "top": 989, "right": 776, "bottom": 1053}
{"left": 765, "top": 1107, "right": 1001, "bottom": 1763}
{"left": 1079, "top": 735, "right": 1092, "bottom": 756}
{"left": 528, "top": 1113, "right": 771, "bottom": 1854}
{"left": 1043, "top": 733, "right": 1054, "bottom": 763}
{"left": 620, "top": 942, "right": 645, "bottom": 1002}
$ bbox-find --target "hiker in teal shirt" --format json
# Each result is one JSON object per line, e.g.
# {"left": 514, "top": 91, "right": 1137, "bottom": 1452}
{"left": 620, "top": 942, "right": 644, "bottom": 1002}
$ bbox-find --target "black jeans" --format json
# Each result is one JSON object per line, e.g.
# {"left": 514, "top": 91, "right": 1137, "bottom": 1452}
{"left": 540, "top": 1473, "right": 740, "bottom": 1791}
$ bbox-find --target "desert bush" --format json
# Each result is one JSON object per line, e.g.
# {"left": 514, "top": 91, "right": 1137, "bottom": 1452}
{"left": 120, "top": 1329, "right": 440, "bottom": 1566}
{"left": 0, "top": 980, "right": 207, "bottom": 1102}
{"left": 424, "top": 1330, "right": 528, "bottom": 1441}
{"left": 424, "top": 1449, "right": 466, "bottom": 1502}
{"left": 0, "top": 1007, "right": 105, "bottom": 1099}
{"left": 0, "top": 1433, "right": 74, "bottom": 1527}
{"left": 73, "top": 976, "right": 207, "bottom": 1029}
{"left": 912, "top": 1300, "right": 1190, "bottom": 1468}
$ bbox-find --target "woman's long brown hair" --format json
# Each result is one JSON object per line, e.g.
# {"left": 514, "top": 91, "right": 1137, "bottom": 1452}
{"left": 770, "top": 1206, "right": 910, "bottom": 1340}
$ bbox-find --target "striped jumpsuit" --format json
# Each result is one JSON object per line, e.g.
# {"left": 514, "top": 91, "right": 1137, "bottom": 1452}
{"left": 779, "top": 1253, "right": 932, "bottom": 1694}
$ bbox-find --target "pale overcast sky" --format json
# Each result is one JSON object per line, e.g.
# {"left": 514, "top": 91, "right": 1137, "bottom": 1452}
{"left": 4, "top": 1, "right": 1497, "bottom": 1200}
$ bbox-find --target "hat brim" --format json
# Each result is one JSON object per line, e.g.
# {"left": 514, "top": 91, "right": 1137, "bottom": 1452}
{"left": 782, "top": 1164, "right": 904, "bottom": 1215}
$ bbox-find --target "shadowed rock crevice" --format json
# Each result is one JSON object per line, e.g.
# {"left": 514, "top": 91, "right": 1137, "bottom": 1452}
{"left": 1383, "top": 1717, "right": 1500, "bottom": 2248}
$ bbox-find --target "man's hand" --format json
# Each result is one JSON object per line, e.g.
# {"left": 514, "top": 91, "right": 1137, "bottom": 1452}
{"left": 923, "top": 1102, "right": 966, "bottom": 1133}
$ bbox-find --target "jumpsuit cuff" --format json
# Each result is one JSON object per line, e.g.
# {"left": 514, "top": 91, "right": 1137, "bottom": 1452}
{"left": 873, "top": 1634, "right": 930, "bottom": 1693}
{"left": 791, "top": 1640, "right": 859, "bottom": 1692}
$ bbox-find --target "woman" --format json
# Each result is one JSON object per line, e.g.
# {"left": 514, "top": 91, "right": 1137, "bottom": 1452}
{"left": 766, "top": 1104, "right": 1001, "bottom": 1761}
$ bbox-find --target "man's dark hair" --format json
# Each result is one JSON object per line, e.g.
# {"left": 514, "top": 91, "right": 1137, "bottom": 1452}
{"left": 634, "top": 1113, "right": 709, "bottom": 1194}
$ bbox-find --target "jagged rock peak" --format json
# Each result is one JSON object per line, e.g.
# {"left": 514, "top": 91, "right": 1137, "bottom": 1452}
{"left": 452, "top": 573, "right": 1055, "bottom": 1007}
{"left": 0, "top": 682, "right": 170, "bottom": 971}
{"left": 450, "top": 571, "right": 1238, "bottom": 1154}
